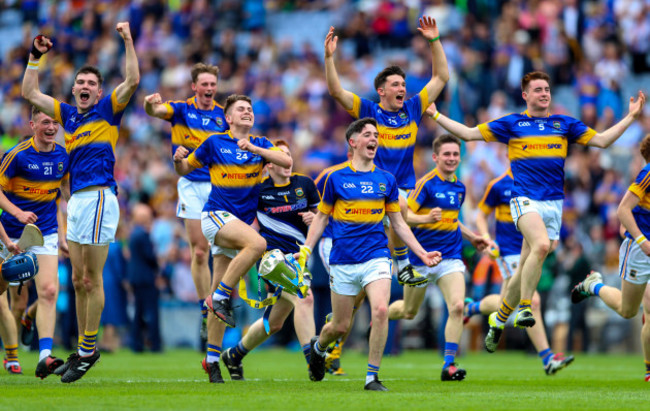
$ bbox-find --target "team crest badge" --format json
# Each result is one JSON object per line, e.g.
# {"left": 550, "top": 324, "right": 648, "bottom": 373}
{"left": 523, "top": 200, "right": 530, "bottom": 206}
{"left": 222, "top": 212, "right": 230, "bottom": 217}
{"left": 553, "top": 121, "right": 561, "bottom": 129}
{"left": 630, "top": 269, "right": 637, "bottom": 278}
{"left": 58, "top": 162, "right": 64, "bottom": 172}
{"left": 379, "top": 183, "right": 386, "bottom": 192}
{"left": 458, "top": 193, "right": 463, "bottom": 203}
{"left": 399, "top": 112, "right": 407, "bottom": 119}
{"left": 216, "top": 118, "right": 223, "bottom": 126}
{"left": 295, "top": 187, "right": 304, "bottom": 197}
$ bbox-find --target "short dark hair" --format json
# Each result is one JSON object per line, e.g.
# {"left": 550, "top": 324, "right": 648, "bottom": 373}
{"left": 75, "top": 65, "right": 103, "bottom": 87}
{"left": 521, "top": 71, "right": 550, "bottom": 92}
{"left": 224, "top": 94, "right": 252, "bottom": 115}
{"left": 640, "top": 134, "right": 650, "bottom": 162}
{"left": 433, "top": 134, "right": 461, "bottom": 154}
{"left": 191, "top": 63, "right": 219, "bottom": 83}
{"left": 31, "top": 105, "right": 43, "bottom": 120}
{"left": 345, "top": 117, "right": 378, "bottom": 142}
{"left": 374, "top": 66, "right": 406, "bottom": 91}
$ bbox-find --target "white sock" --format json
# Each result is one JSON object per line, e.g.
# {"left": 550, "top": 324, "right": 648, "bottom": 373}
{"left": 366, "top": 374, "right": 377, "bottom": 384}
{"left": 212, "top": 292, "right": 228, "bottom": 301}
{"left": 39, "top": 349, "right": 51, "bottom": 361}
{"left": 396, "top": 259, "right": 409, "bottom": 271}
{"left": 314, "top": 341, "right": 327, "bottom": 357}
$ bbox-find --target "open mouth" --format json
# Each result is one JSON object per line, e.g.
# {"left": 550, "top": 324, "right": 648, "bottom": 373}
{"left": 396, "top": 95, "right": 404, "bottom": 103}
{"left": 80, "top": 91, "right": 90, "bottom": 102}
{"left": 44, "top": 130, "right": 56, "bottom": 136}
{"left": 204, "top": 92, "right": 213, "bottom": 99}
{"left": 367, "top": 143, "right": 377, "bottom": 153}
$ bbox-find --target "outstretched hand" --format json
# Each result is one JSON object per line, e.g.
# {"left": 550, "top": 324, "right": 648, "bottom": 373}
{"left": 628, "top": 91, "right": 646, "bottom": 119}
{"left": 116, "top": 22, "right": 133, "bottom": 41}
{"left": 324, "top": 26, "right": 338, "bottom": 58}
{"left": 417, "top": 16, "right": 440, "bottom": 41}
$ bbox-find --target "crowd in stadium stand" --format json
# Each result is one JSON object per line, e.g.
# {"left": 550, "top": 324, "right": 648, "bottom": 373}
{"left": 0, "top": 0, "right": 649, "bottom": 353}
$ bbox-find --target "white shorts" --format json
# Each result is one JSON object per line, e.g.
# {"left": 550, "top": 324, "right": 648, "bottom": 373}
{"left": 318, "top": 237, "right": 332, "bottom": 273}
{"left": 496, "top": 254, "right": 520, "bottom": 280}
{"left": 67, "top": 188, "right": 119, "bottom": 245}
{"left": 0, "top": 233, "right": 59, "bottom": 260}
{"left": 329, "top": 257, "right": 392, "bottom": 296}
{"left": 510, "top": 196, "right": 562, "bottom": 241}
{"left": 177, "top": 177, "right": 211, "bottom": 220}
{"left": 413, "top": 258, "right": 466, "bottom": 287}
{"left": 201, "top": 210, "right": 239, "bottom": 256}
{"left": 618, "top": 238, "right": 650, "bottom": 285}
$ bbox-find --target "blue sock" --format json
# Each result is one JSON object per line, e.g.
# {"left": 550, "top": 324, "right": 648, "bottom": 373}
{"left": 214, "top": 282, "right": 233, "bottom": 300}
{"left": 302, "top": 343, "right": 311, "bottom": 364}
{"left": 207, "top": 344, "right": 222, "bottom": 363}
{"left": 467, "top": 301, "right": 481, "bottom": 317}
{"left": 539, "top": 348, "right": 553, "bottom": 366}
{"left": 199, "top": 299, "right": 207, "bottom": 319}
{"left": 366, "top": 363, "right": 379, "bottom": 383}
{"left": 443, "top": 342, "right": 458, "bottom": 368}
{"left": 230, "top": 341, "right": 249, "bottom": 363}
{"left": 593, "top": 283, "right": 603, "bottom": 296}
{"left": 39, "top": 337, "right": 53, "bottom": 361}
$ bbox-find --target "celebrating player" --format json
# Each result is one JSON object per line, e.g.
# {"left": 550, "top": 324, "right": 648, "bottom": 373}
{"left": 302, "top": 118, "right": 442, "bottom": 391}
{"left": 387, "top": 134, "right": 489, "bottom": 381}
{"left": 0, "top": 107, "right": 70, "bottom": 378}
{"left": 144, "top": 63, "right": 228, "bottom": 341}
{"left": 571, "top": 133, "right": 650, "bottom": 382}
{"left": 428, "top": 71, "right": 645, "bottom": 352}
{"left": 21, "top": 22, "right": 140, "bottom": 382}
{"left": 324, "top": 16, "right": 449, "bottom": 286}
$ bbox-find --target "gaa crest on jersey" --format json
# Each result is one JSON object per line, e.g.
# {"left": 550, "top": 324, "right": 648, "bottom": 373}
{"left": 458, "top": 193, "right": 463, "bottom": 203}
{"left": 552, "top": 121, "right": 561, "bottom": 129}
{"left": 295, "top": 187, "right": 304, "bottom": 197}
{"left": 58, "top": 162, "right": 64, "bottom": 172}
{"left": 379, "top": 183, "right": 386, "bottom": 192}
{"left": 399, "top": 112, "right": 407, "bottom": 119}
{"left": 216, "top": 118, "right": 223, "bottom": 126}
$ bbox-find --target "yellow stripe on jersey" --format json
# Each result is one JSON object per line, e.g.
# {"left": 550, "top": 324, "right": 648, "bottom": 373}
{"left": 170, "top": 123, "right": 213, "bottom": 149}
{"left": 187, "top": 152, "right": 203, "bottom": 169}
{"left": 64, "top": 122, "right": 119, "bottom": 152}
{"left": 412, "top": 209, "right": 459, "bottom": 232}
{"left": 495, "top": 204, "right": 514, "bottom": 223}
{"left": 208, "top": 163, "right": 264, "bottom": 188}
{"left": 629, "top": 184, "right": 650, "bottom": 209}
{"left": 638, "top": 172, "right": 650, "bottom": 191}
{"left": 8, "top": 177, "right": 61, "bottom": 202}
{"left": 508, "top": 136, "right": 567, "bottom": 161}
{"left": 318, "top": 200, "right": 333, "bottom": 215}
{"left": 375, "top": 123, "right": 418, "bottom": 149}
{"left": 478, "top": 202, "right": 494, "bottom": 215}
{"left": 575, "top": 128, "right": 597, "bottom": 145}
{"left": 478, "top": 123, "right": 498, "bottom": 142}
{"left": 110, "top": 90, "right": 128, "bottom": 113}
{"left": 332, "top": 199, "right": 387, "bottom": 224}
{"left": 407, "top": 169, "right": 438, "bottom": 210}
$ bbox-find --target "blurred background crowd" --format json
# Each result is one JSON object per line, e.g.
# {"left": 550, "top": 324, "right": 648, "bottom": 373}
{"left": 1, "top": 0, "right": 649, "bottom": 357}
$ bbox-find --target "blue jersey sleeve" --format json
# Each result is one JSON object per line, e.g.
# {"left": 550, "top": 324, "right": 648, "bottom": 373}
{"left": 95, "top": 92, "right": 126, "bottom": 126}
{"left": 477, "top": 114, "right": 513, "bottom": 144}
{"left": 163, "top": 100, "right": 187, "bottom": 123}
{"left": 566, "top": 116, "right": 597, "bottom": 145}
{"left": 187, "top": 136, "right": 213, "bottom": 168}
{"left": 402, "top": 89, "right": 427, "bottom": 127}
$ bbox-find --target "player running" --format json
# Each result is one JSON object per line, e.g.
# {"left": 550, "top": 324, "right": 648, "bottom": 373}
{"left": 21, "top": 22, "right": 140, "bottom": 382}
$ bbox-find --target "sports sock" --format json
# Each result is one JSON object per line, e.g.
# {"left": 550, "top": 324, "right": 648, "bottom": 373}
{"left": 78, "top": 335, "right": 83, "bottom": 351}
{"left": 207, "top": 344, "right": 221, "bottom": 363}
{"left": 591, "top": 283, "right": 603, "bottom": 296}
{"left": 214, "top": 282, "right": 233, "bottom": 301}
{"left": 302, "top": 343, "right": 311, "bottom": 364}
{"left": 539, "top": 348, "right": 553, "bottom": 366}
{"left": 495, "top": 300, "right": 514, "bottom": 326}
{"left": 314, "top": 340, "right": 327, "bottom": 357}
{"left": 230, "top": 341, "right": 249, "bottom": 363}
{"left": 5, "top": 343, "right": 19, "bottom": 365}
{"left": 394, "top": 246, "right": 409, "bottom": 271}
{"left": 645, "top": 361, "right": 650, "bottom": 382}
{"left": 518, "top": 299, "right": 532, "bottom": 313}
{"left": 443, "top": 342, "right": 458, "bottom": 368}
{"left": 366, "top": 363, "right": 379, "bottom": 384}
{"left": 466, "top": 301, "right": 481, "bottom": 317}
{"left": 199, "top": 299, "right": 208, "bottom": 319}
{"left": 39, "top": 337, "right": 53, "bottom": 361}
{"left": 78, "top": 330, "right": 98, "bottom": 356}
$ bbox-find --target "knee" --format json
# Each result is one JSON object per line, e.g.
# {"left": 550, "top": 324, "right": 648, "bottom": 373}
{"left": 192, "top": 245, "right": 209, "bottom": 266}
{"left": 531, "top": 292, "right": 541, "bottom": 311}
{"left": 299, "top": 293, "right": 314, "bottom": 309}
{"left": 71, "top": 274, "right": 85, "bottom": 292}
{"left": 332, "top": 319, "right": 350, "bottom": 337}
{"left": 267, "top": 321, "right": 284, "bottom": 335}
{"left": 39, "top": 283, "right": 58, "bottom": 304}
{"left": 250, "top": 237, "right": 267, "bottom": 258}
{"left": 448, "top": 299, "right": 464, "bottom": 319}
{"left": 532, "top": 242, "right": 551, "bottom": 258}
{"left": 620, "top": 308, "right": 638, "bottom": 320}
{"left": 372, "top": 304, "right": 389, "bottom": 323}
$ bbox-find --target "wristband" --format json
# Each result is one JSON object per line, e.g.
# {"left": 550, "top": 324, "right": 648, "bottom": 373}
{"left": 430, "top": 111, "right": 441, "bottom": 121}
{"left": 635, "top": 235, "right": 647, "bottom": 245}
{"left": 428, "top": 36, "right": 440, "bottom": 43}
{"left": 302, "top": 245, "right": 312, "bottom": 256}
{"left": 26, "top": 60, "right": 39, "bottom": 70}
{"left": 30, "top": 35, "right": 52, "bottom": 59}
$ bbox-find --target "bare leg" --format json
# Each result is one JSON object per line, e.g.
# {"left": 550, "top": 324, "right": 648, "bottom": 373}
{"left": 388, "top": 285, "right": 426, "bottom": 320}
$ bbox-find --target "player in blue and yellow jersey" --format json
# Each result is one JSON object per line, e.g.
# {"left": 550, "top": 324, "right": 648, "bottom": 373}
{"left": 387, "top": 134, "right": 488, "bottom": 381}
{"left": 324, "top": 16, "right": 449, "bottom": 286}
{"left": 220, "top": 140, "right": 320, "bottom": 381}
{"left": 430, "top": 71, "right": 645, "bottom": 352}
{"left": 22, "top": 22, "right": 140, "bottom": 382}
{"left": 571, "top": 133, "right": 650, "bottom": 382}
{"left": 466, "top": 167, "right": 574, "bottom": 375}
{"left": 301, "top": 118, "right": 442, "bottom": 391}
{"left": 173, "top": 95, "right": 291, "bottom": 383}
{"left": 0, "top": 107, "right": 69, "bottom": 378}
{"left": 144, "top": 62, "right": 228, "bottom": 344}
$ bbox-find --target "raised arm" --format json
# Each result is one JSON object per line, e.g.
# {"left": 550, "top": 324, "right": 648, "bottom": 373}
{"left": 144, "top": 93, "right": 170, "bottom": 119}
{"left": 173, "top": 146, "right": 197, "bottom": 176}
{"left": 617, "top": 190, "right": 650, "bottom": 256}
{"left": 417, "top": 16, "right": 449, "bottom": 104}
{"left": 426, "top": 103, "right": 484, "bottom": 141}
{"left": 588, "top": 91, "right": 646, "bottom": 148}
{"left": 324, "top": 26, "right": 355, "bottom": 111}
{"left": 113, "top": 22, "right": 140, "bottom": 105}
{"left": 21, "top": 35, "right": 56, "bottom": 118}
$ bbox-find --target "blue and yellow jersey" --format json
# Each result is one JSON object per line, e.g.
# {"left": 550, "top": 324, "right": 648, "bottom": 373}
{"left": 0, "top": 138, "right": 69, "bottom": 237}
{"left": 347, "top": 89, "right": 428, "bottom": 190}
{"left": 54, "top": 90, "right": 129, "bottom": 193}
{"left": 625, "top": 164, "right": 650, "bottom": 239}
{"left": 477, "top": 169, "right": 523, "bottom": 257}
{"left": 319, "top": 163, "right": 399, "bottom": 265}
{"left": 188, "top": 131, "right": 274, "bottom": 224}
{"left": 314, "top": 162, "right": 348, "bottom": 239}
{"left": 162, "top": 96, "right": 228, "bottom": 182}
{"left": 407, "top": 168, "right": 465, "bottom": 262}
{"left": 257, "top": 174, "right": 320, "bottom": 254}
{"left": 477, "top": 112, "right": 596, "bottom": 200}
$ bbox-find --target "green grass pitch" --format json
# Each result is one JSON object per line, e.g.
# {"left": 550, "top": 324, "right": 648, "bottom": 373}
{"left": 1, "top": 349, "right": 647, "bottom": 410}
